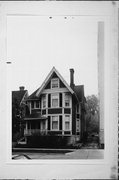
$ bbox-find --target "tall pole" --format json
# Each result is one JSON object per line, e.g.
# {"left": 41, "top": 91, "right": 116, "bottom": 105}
{"left": 98, "top": 22, "right": 104, "bottom": 149}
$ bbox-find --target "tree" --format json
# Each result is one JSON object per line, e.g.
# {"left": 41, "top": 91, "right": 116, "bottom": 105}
{"left": 85, "top": 95, "right": 99, "bottom": 135}
{"left": 12, "top": 98, "right": 27, "bottom": 141}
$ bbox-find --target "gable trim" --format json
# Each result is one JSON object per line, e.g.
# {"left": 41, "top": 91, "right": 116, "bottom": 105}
{"left": 20, "top": 90, "right": 28, "bottom": 106}
{"left": 36, "top": 67, "right": 74, "bottom": 97}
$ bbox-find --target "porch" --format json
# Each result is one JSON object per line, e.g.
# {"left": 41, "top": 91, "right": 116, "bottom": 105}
{"left": 24, "top": 129, "right": 72, "bottom": 136}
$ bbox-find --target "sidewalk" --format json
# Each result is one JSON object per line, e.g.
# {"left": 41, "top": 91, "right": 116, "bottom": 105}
{"left": 12, "top": 148, "right": 104, "bottom": 159}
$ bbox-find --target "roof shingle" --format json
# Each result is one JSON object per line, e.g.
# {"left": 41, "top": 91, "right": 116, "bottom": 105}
{"left": 12, "top": 90, "right": 27, "bottom": 105}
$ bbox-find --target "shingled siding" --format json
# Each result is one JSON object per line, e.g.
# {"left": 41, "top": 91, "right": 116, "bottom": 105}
{"left": 48, "top": 108, "right": 62, "bottom": 114}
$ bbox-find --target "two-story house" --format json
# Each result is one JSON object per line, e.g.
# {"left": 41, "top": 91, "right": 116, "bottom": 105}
{"left": 24, "top": 67, "right": 86, "bottom": 148}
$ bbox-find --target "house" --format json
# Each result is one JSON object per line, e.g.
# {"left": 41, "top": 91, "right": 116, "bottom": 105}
{"left": 24, "top": 67, "right": 86, "bottom": 148}
{"left": 12, "top": 86, "right": 28, "bottom": 142}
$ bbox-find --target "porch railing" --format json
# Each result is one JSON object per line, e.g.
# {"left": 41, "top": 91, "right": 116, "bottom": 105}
{"left": 24, "top": 129, "right": 72, "bottom": 136}
{"left": 24, "top": 129, "right": 48, "bottom": 135}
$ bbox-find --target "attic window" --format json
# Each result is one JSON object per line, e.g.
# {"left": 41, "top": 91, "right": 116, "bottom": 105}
{"left": 51, "top": 78, "right": 59, "bottom": 88}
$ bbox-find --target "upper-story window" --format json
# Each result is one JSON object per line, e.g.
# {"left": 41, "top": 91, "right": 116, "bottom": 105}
{"left": 76, "top": 104, "right": 81, "bottom": 114}
{"left": 76, "top": 119, "right": 80, "bottom": 132}
{"left": 51, "top": 93, "right": 59, "bottom": 108}
{"left": 77, "top": 104, "right": 79, "bottom": 113}
{"left": 31, "top": 101, "right": 40, "bottom": 109}
{"left": 42, "top": 95, "right": 46, "bottom": 108}
{"left": 36, "top": 101, "right": 40, "bottom": 109}
{"left": 64, "top": 115, "right": 71, "bottom": 130}
{"left": 65, "top": 93, "right": 70, "bottom": 107}
{"left": 51, "top": 78, "right": 59, "bottom": 89}
{"left": 31, "top": 101, "right": 34, "bottom": 109}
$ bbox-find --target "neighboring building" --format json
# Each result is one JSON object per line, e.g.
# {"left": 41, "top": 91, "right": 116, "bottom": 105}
{"left": 12, "top": 86, "right": 28, "bottom": 141}
{"left": 24, "top": 67, "right": 86, "bottom": 148}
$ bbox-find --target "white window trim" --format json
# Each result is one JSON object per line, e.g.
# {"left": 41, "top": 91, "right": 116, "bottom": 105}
{"left": 51, "top": 115, "right": 59, "bottom": 131}
{"left": 42, "top": 94, "right": 47, "bottom": 109}
{"left": 35, "top": 101, "right": 40, "bottom": 109}
{"left": 64, "top": 114, "right": 71, "bottom": 131}
{"left": 64, "top": 93, "right": 71, "bottom": 108}
{"left": 51, "top": 93, "right": 59, "bottom": 108}
{"left": 51, "top": 78, "right": 59, "bottom": 89}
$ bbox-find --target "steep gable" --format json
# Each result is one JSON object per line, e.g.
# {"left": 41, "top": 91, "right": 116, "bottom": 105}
{"left": 34, "top": 67, "right": 74, "bottom": 97}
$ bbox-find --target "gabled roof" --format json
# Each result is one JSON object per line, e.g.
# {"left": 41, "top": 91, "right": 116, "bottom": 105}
{"left": 27, "top": 88, "right": 40, "bottom": 100}
{"left": 28, "top": 67, "right": 74, "bottom": 99}
{"left": 12, "top": 90, "right": 27, "bottom": 106}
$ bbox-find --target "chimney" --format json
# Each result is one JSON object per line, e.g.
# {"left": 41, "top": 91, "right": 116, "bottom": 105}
{"left": 19, "top": 86, "right": 25, "bottom": 91}
{"left": 70, "top": 68, "right": 75, "bottom": 89}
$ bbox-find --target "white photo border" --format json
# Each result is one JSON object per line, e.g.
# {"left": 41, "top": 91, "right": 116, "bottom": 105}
{"left": 0, "top": 1, "right": 118, "bottom": 179}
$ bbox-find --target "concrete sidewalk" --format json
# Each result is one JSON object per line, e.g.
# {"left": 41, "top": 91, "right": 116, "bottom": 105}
{"left": 12, "top": 149, "right": 104, "bottom": 159}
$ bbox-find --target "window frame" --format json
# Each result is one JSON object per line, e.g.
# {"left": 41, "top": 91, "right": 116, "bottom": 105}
{"left": 64, "top": 93, "right": 71, "bottom": 107}
{"left": 51, "top": 78, "right": 59, "bottom": 89}
{"left": 51, "top": 115, "right": 59, "bottom": 131}
{"left": 64, "top": 114, "right": 71, "bottom": 131}
{"left": 51, "top": 93, "right": 59, "bottom": 108}
{"left": 35, "top": 101, "right": 40, "bottom": 109}
{"left": 42, "top": 94, "right": 46, "bottom": 109}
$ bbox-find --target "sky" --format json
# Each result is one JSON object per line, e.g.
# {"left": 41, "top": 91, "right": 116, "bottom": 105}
{"left": 7, "top": 16, "right": 98, "bottom": 97}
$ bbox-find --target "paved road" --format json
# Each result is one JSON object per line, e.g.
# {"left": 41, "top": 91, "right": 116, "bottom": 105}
{"left": 12, "top": 149, "right": 104, "bottom": 159}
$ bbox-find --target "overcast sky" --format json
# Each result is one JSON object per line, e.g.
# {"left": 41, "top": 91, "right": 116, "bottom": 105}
{"left": 7, "top": 16, "right": 98, "bottom": 97}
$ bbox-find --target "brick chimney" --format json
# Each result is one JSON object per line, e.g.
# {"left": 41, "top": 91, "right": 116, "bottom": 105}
{"left": 19, "top": 86, "right": 25, "bottom": 91}
{"left": 70, "top": 68, "right": 75, "bottom": 89}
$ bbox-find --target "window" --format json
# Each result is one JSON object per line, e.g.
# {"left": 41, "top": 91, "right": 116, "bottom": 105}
{"left": 51, "top": 78, "right": 59, "bottom": 88}
{"left": 76, "top": 119, "right": 80, "bottom": 132}
{"left": 52, "top": 116, "right": 59, "bottom": 130}
{"left": 42, "top": 95, "right": 46, "bottom": 108}
{"left": 51, "top": 93, "right": 59, "bottom": 107}
{"left": 41, "top": 121, "right": 46, "bottom": 130}
{"left": 77, "top": 104, "right": 79, "bottom": 113}
{"left": 65, "top": 93, "right": 70, "bottom": 107}
{"left": 36, "top": 101, "right": 40, "bottom": 108}
{"left": 31, "top": 101, "right": 34, "bottom": 109}
{"left": 64, "top": 115, "right": 70, "bottom": 130}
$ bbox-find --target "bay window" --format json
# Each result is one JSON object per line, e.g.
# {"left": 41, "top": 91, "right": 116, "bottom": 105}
{"left": 51, "top": 116, "right": 59, "bottom": 130}
{"left": 51, "top": 93, "right": 59, "bottom": 108}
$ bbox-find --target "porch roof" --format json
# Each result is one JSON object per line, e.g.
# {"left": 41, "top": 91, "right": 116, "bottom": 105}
{"left": 24, "top": 113, "right": 47, "bottom": 120}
